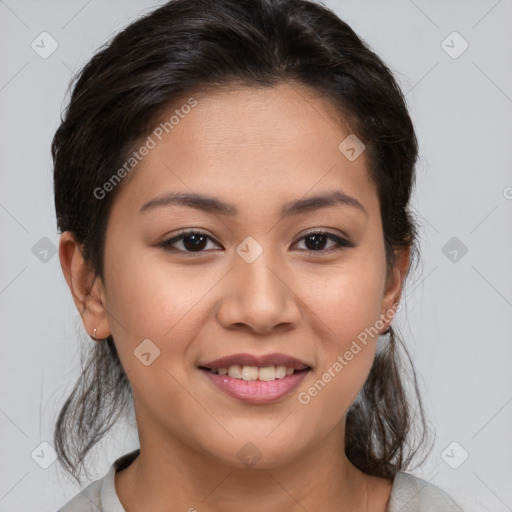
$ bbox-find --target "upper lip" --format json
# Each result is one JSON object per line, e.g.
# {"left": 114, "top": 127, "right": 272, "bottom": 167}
{"left": 199, "top": 352, "right": 312, "bottom": 371}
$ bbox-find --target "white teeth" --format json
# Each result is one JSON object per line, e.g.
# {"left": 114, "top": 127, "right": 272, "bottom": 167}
{"left": 227, "top": 365, "right": 242, "bottom": 379}
{"left": 259, "top": 366, "right": 276, "bottom": 381}
{"left": 275, "top": 366, "right": 287, "bottom": 379}
{"left": 212, "top": 365, "right": 301, "bottom": 381}
{"left": 241, "top": 366, "right": 258, "bottom": 380}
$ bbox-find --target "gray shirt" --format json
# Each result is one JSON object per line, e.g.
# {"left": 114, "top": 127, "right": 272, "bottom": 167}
{"left": 57, "top": 449, "right": 463, "bottom": 512}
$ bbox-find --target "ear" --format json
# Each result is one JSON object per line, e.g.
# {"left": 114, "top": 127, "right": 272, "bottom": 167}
{"left": 379, "top": 245, "right": 411, "bottom": 332}
{"left": 58, "top": 231, "right": 111, "bottom": 341}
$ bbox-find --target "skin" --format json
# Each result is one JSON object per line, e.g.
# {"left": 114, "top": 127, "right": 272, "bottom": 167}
{"left": 59, "top": 82, "right": 410, "bottom": 512}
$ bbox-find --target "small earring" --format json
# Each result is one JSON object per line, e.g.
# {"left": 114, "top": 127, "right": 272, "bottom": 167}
{"left": 93, "top": 328, "right": 97, "bottom": 340}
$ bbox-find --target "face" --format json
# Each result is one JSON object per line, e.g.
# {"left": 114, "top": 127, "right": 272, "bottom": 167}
{"left": 92, "top": 83, "right": 405, "bottom": 468}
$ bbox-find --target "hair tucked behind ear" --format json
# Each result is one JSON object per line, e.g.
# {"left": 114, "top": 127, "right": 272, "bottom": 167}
{"left": 53, "top": 0, "right": 432, "bottom": 484}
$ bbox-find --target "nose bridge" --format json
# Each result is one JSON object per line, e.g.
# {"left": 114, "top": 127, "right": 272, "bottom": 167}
{"left": 238, "top": 246, "right": 280, "bottom": 295}
{"left": 216, "top": 239, "right": 301, "bottom": 333}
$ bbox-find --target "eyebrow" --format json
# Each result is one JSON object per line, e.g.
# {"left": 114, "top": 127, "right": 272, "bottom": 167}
{"left": 138, "top": 190, "right": 367, "bottom": 217}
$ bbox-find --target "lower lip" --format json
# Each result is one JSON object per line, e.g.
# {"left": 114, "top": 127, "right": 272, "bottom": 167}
{"left": 199, "top": 368, "right": 311, "bottom": 404}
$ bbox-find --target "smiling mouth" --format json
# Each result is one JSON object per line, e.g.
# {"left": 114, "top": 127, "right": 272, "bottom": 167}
{"left": 198, "top": 365, "right": 311, "bottom": 382}
{"left": 198, "top": 364, "right": 312, "bottom": 404}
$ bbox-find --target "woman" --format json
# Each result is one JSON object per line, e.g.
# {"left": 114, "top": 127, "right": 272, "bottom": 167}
{"left": 53, "top": 0, "right": 463, "bottom": 510}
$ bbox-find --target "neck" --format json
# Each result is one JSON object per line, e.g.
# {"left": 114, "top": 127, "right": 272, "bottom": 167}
{"left": 115, "top": 419, "right": 391, "bottom": 512}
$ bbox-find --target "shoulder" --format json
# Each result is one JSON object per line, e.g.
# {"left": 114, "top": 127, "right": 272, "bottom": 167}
{"left": 56, "top": 449, "right": 140, "bottom": 512}
{"left": 57, "top": 477, "right": 103, "bottom": 512}
{"left": 387, "top": 472, "right": 464, "bottom": 512}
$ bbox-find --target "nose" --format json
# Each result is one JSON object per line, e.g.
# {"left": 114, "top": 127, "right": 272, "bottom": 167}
{"left": 216, "top": 250, "right": 302, "bottom": 335}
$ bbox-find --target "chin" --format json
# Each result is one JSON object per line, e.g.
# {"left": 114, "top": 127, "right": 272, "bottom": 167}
{"left": 202, "top": 435, "right": 306, "bottom": 471}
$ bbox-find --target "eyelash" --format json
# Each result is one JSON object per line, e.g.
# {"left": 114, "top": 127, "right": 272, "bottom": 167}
{"left": 158, "top": 229, "right": 355, "bottom": 255}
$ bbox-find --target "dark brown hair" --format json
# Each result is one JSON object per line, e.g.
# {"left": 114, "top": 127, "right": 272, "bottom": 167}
{"left": 53, "top": 0, "right": 431, "bottom": 485}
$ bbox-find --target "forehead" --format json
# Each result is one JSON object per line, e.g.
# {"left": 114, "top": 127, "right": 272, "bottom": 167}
{"left": 110, "top": 83, "right": 378, "bottom": 221}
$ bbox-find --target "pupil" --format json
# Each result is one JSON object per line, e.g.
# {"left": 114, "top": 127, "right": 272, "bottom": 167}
{"left": 305, "top": 234, "right": 326, "bottom": 250}
{"left": 184, "top": 234, "right": 207, "bottom": 251}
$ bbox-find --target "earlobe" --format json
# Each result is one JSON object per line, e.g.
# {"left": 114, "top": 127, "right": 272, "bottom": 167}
{"left": 58, "top": 231, "right": 111, "bottom": 341}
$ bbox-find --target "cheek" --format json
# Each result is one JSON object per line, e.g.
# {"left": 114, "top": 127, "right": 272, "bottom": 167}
{"left": 102, "top": 243, "right": 224, "bottom": 379}
{"left": 296, "top": 249, "right": 386, "bottom": 401}
{"left": 302, "top": 256, "right": 386, "bottom": 347}
{"left": 102, "top": 255, "right": 202, "bottom": 409}
{"left": 105, "top": 240, "right": 210, "bottom": 334}
{"left": 296, "top": 273, "right": 383, "bottom": 427}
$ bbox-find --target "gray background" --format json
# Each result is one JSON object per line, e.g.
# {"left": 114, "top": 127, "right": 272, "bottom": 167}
{"left": 0, "top": 0, "right": 511, "bottom": 510}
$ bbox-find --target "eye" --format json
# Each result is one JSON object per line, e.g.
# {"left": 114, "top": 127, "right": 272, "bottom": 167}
{"left": 158, "top": 230, "right": 221, "bottom": 253}
{"left": 158, "top": 229, "right": 354, "bottom": 254}
{"left": 293, "top": 231, "right": 354, "bottom": 252}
